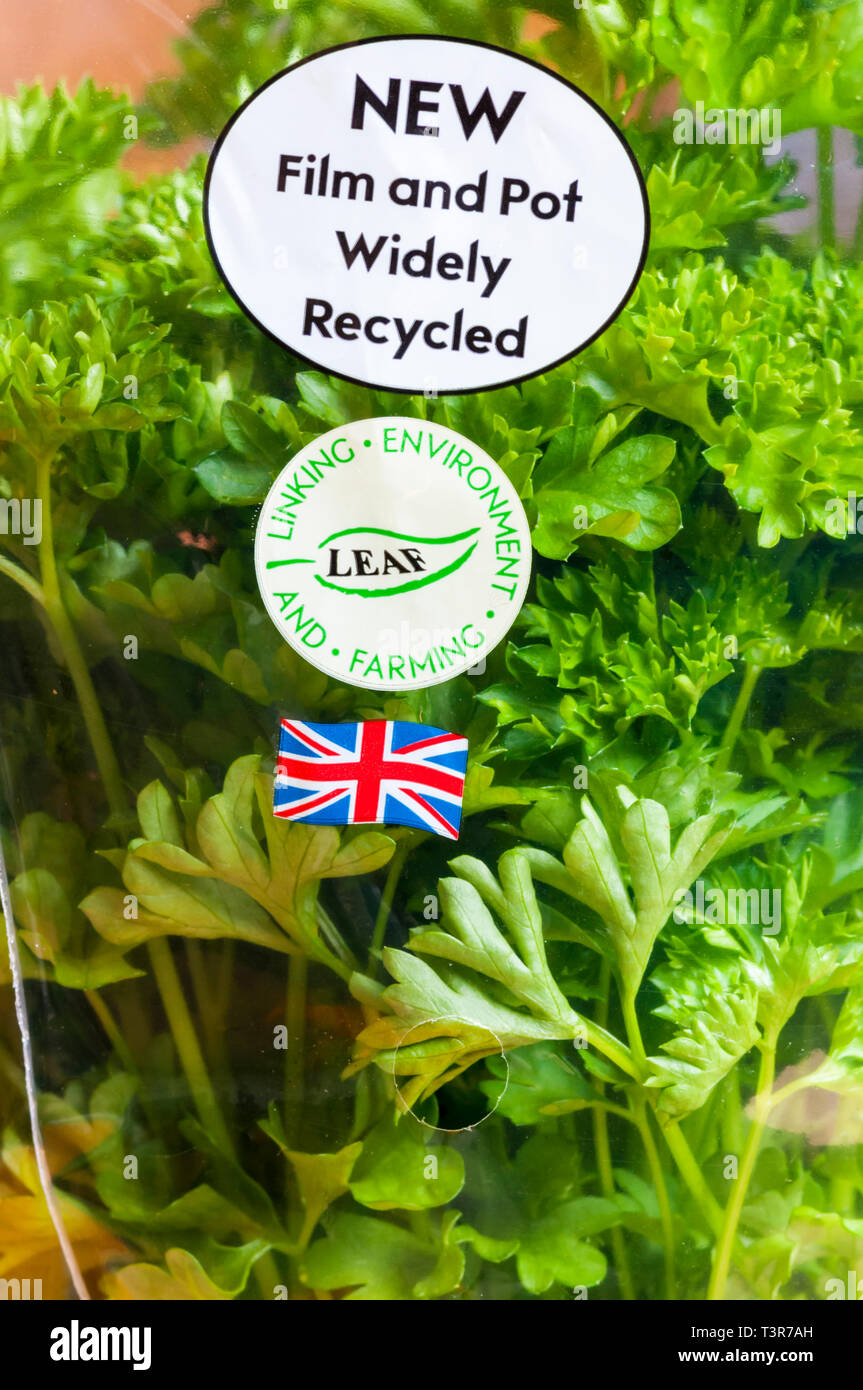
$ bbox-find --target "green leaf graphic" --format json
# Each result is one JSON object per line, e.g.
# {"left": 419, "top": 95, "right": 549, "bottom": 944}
{"left": 312, "top": 525, "right": 480, "bottom": 597}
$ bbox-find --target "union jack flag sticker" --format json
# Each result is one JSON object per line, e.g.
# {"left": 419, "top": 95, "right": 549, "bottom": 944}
{"left": 274, "top": 719, "right": 469, "bottom": 841}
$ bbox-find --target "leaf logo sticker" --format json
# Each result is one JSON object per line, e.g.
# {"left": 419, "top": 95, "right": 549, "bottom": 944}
{"left": 255, "top": 416, "right": 532, "bottom": 691}
{"left": 312, "top": 525, "right": 480, "bottom": 598}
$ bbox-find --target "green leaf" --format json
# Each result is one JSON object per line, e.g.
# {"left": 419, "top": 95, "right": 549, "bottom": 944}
{"left": 348, "top": 1113, "right": 463, "bottom": 1212}
{"left": 794, "top": 987, "right": 863, "bottom": 1097}
{"left": 194, "top": 450, "right": 274, "bottom": 504}
{"left": 515, "top": 1201, "right": 610, "bottom": 1294}
{"left": 350, "top": 849, "right": 582, "bottom": 1108}
{"left": 220, "top": 400, "right": 285, "bottom": 465}
{"left": 11, "top": 868, "right": 72, "bottom": 961}
{"left": 0, "top": 81, "right": 130, "bottom": 314}
{"left": 103, "top": 1247, "right": 248, "bottom": 1301}
{"left": 82, "top": 869, "right": 290, "bottom": 956}
{"left": 646, "top": 972, "right": 760, "bottom": 1120}
{"left": 303, "top": 1213, "right": 442, "bottom": 1301}
{"left": 82, "top": 757, "right": 394, "bottom": 975}
{"left": 10, "top": 866, "right": 142, "bottom": 988}
{"left": 285, "top": 1144, "right": 362, "bottom": 1246}
{"left": 295, "top": 371, "right": 373, "bottom": 427}
{"left": 491, "top": 552, "right": 735, "bottom": 755}
{"left": 480, "top": 1042, "right": 597, "bottom": 1125}
{"left": 560, "top": 791, "right": 733, "bottom": 994}
{"left": 519, "top": 792, "right": 580, "bottom": 852}
{"left": 181, "top": 1117, "right": 286, "bottom": 1241}
{"left": 532, "top": 430, "right": 681, "bottom": 558}
{"left": 254, "top": 1116, "right": 364, "bottom": 1251}
{"left": 461, "top": 762, "right": 530, "bottom": 816}
{"left": 137, "top": 779, "right": 184, "bottom": 846}
{"left": 453, "top": 1223, "right": 519, "bottom": 1264}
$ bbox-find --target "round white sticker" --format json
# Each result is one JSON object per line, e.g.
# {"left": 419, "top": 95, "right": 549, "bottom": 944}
{"left": 205, "top": 36, "right": 649, "bottom": 395}
{"left": 254, "top": 418, "right": 531, "bottom": 691}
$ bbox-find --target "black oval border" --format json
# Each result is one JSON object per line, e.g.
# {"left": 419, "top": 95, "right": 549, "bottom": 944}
{"left": 202, "top": 33, "right": 651, "bottom": 397}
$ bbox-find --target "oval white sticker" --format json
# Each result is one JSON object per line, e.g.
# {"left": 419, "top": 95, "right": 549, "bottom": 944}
{"left": 205, "top": 36, "right": 649, "bottom": 395}
{"left": 254, "top": 417, "right": 531, "bottom": 691}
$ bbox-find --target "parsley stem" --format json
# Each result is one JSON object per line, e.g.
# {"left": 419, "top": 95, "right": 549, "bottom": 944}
{"left": 721, "top": 1069, "right": 744, "bottom": 1156}
{"left": 84, "top": 988, "right": 136, "bottom": 1073}
{"left": 185, "top": 940, "right": 235, "bottom": 1130}
{"left": 0, "top": 1038, "right": 26, "bottom": 1095}
{"left": 619, "top": 983, "right": 725, "bottom": 1242}
{"left": 592, "top": 961, "right": 635, "bottom": 1299}
{"left": 661, "top": 1122, "right": 724, "bottom": 1238}
{"left": 349, "top": 1068, "right": 374, "bottom": 1141}
{"left": 707, "top": 1043, "right": 775, "bottom": 1300}
{"left": 35, "top": 451, "right": 126, "bottom": 819}
{"left": 0, "top": 551, "right": 46, "bottom": 607}
{"left": 580, "top": 1017, "right": 638, "bottom": 1079}
{"left": 315, "top": 904, "right": 357, "bottom": 977}
{"left": 369, "top": 837, "right": 411, "bottom": 976}
{"left": 285, "top": 953, "right": 308, "bottom": 1142}
{"left": 620, "top": 985, "right": 677, "bottom": 1294}
{"left": 593, "top": 1102, "right": 635, "bottom": 1299}
{"left": 716, "top": 663, "right": 761, "bottom": 776}
{"left": 620, "top": 988, "right": 648, "bottom": 1074}
{"left": 147, "top": 935, "right": 234, "bottom": 1157}
{"left": 761, "top": 1071, "right": 814, "bottom": 1114}
{"left": 632, "top": 1095, "right": 676, "bottom": 1299}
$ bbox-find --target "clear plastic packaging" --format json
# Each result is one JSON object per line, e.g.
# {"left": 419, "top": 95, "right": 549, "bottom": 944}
{"left": 2, "top": 0, "right": 863, "bottom": 1307}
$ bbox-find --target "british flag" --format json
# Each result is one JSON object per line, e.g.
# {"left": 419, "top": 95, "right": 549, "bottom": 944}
{"left": 274, "top": 719, "right": 469, "bottom": 840}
